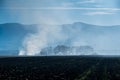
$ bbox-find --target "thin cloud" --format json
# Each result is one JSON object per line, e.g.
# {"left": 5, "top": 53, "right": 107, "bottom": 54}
{"left": 77, "top": 0, "right": 96, "bottom": 4}
{"left": 61, "top": 0, "right": 97, "bottom": 7}
{"left": 1, "top": 7, "right": 120, "bottom": 11}
{"left": 85, "top": 11, "right": 115, "bottom": 15}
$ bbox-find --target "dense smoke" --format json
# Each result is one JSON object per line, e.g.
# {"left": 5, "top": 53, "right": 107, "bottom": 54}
{"left": 19, "top": 25, "right": 69, "bottom": 56}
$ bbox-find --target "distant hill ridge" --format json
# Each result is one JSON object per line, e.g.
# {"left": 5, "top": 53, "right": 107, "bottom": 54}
{"left": 1, "top": 22, "right": 120, "bottom": 55}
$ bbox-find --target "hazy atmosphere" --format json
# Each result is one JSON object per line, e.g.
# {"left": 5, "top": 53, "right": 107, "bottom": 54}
{"left": 1, "top": 0, "right": 120, "bottom": 55}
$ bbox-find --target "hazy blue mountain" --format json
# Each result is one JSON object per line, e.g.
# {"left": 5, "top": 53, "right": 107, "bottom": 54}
{"left": 0, "top": 50, "right": 19, "bottom": 56}
{"left": 1, "top": 22, "right": 120, "bottom": 55}
{"left": 61, "top": 22, "right": 120, "bottom": 50}
{"left": 0, "top": 23, "right": 37, "bottom": 51}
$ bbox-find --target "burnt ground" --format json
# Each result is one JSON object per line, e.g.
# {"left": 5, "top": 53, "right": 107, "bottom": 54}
{"left": 0, "top": 56, "right": 119, "bottom": 80}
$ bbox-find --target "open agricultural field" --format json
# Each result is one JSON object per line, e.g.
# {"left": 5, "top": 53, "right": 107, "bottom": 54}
{"left": 0, "top": 56, "right": 119, "bottom": 80}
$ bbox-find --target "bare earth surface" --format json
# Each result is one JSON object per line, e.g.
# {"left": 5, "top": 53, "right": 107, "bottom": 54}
{"left": 0, "top": 56, "right": 119, "bottom": 80}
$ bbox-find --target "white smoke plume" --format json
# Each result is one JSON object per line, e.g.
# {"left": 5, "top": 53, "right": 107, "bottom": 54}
{"left": 3, "top": 0, "right": 74, "bottom": 56}
{"left": 19, "top": 24, "right": 68, "bottom": 56}
{"left": 18, "top": 5, "right": 71, "bottom": 56}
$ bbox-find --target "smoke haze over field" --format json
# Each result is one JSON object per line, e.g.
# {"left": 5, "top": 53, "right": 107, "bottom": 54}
{"left": 18, "top": 22, "right": 120, "bottom": 56}
{"left": 1, "top": 22, "right": 120, "bottom": 55}
{"left": 1, "top": 0, "right": 120, "bottom": 55}
{"left": 19, "top": 25, "right": 69, "bottom": 55}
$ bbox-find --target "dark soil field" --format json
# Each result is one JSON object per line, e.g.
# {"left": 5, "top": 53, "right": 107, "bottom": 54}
{"left": 0, "top": 56, "right": 120, "bottom": 80}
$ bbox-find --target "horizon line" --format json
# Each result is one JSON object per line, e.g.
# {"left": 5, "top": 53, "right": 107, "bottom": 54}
{"left": 1, "top": 22, "right": 120, "bottom": 26}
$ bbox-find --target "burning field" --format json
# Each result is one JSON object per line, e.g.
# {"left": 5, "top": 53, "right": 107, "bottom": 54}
{"left": 0, "top": 56, "right": 119, "bottom": 80}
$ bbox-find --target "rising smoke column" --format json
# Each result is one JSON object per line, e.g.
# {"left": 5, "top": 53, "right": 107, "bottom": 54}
{"left": 18, "top": 8, "right": 71, "bottom": 55}
{"left": 19, "top": 24, "right": 68, "bottom": 56}
{"left": 2, "top": 0, "right": 72, "bottom": 56}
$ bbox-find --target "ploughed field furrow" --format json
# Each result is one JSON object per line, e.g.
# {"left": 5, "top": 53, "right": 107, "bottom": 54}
{"left": 105, "top": 58, "right": 120, "bottom": 80}
{"left": 84, "top": 58, "right": 110, "bottom": 80}
{"left": 0, "top": 56, "right": 119, "bottom": 80}
{"left": 78, "top": 57, "right": 120, "bottom": 80}
{"left": 0, "top": 56, "right": 99, "bottom": 80}
{"left": 74, "top": 59, "right": 101, "bottom": 80}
